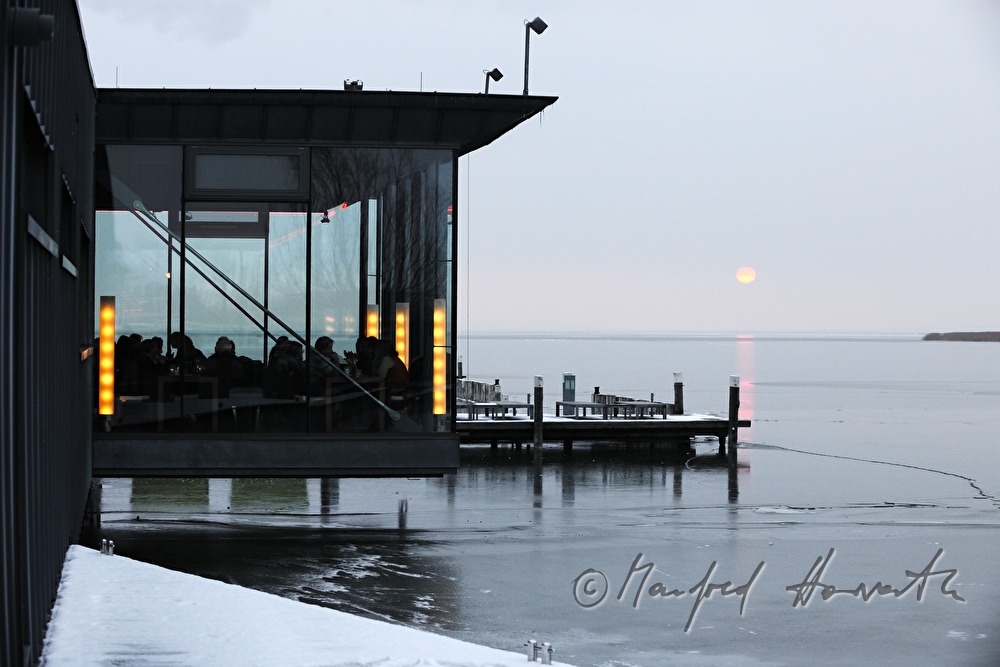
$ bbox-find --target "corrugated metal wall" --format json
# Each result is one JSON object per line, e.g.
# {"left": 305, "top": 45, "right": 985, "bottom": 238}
{"left": 1, "top": 2, "right": 95, "bottom": 665}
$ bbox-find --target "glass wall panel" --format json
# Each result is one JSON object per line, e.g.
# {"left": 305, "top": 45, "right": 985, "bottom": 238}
{"left": 178, "top": 205, "right": 308, "bottom": 433}
{"left": 186, "top": 147, "right": 309, "bottom": 199}
{"left": 311, "top": 148, "right": 453, "bottom": 434}
{"left": 183, "top": 216, "right": 266, "bottom": 358}
{"left": 309, "top": 202, "right": 361, "bottom": 359}
{"left": 95, "top": 143, "right": 454, "bottom": 437}
{"left": 194, "top": 155, "right": 300, "bottom": 191}
{"left": 260, "top": 208, "right": 309, "bottom": 432}
{"left": 94, "top": 145, "right": 182, "bottom": 430}
{"left": 178, "top": 206, "right": 269, "bottom": 433}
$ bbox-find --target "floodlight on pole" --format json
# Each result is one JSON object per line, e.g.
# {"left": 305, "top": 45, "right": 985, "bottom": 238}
{"left": 522, "top": 17, "right": 548, "bottom": 95}
{"left": 483, "top": 67, "right": 503, "bottom": 94}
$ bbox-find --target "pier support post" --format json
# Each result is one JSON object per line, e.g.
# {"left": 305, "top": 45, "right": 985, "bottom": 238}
{"left": 563, "top": 439, "right": 573, "bottom": 455}
{"left": 727, "top": 375, "right": 740, "bottom": 468}
{"left": 533, "top": 376, "right": 544, "bottom": 472}
{"left": 673, "top": 372, "right": 684, "bottom": 415}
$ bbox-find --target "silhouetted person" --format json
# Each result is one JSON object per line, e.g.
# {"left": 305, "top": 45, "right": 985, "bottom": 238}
{"left": 354, "top": 336, "right": 380, "bottom": 376}
{"left": 116, "top": 334, "right": 141, "bottom": 393}
{"left": 373, "top": 339, "right": 409, "bottom": 397}
{"left": 203, "top": 336, "right": 250, "bottom": 397}
{"left": 268, "top": 335, "right": 290, "bottom": 366}
{"left": 131, "top": 338, "right": 169, "bottom": 397}
{"left": 167, "top": 331, "right": 206, "bottom": 374}
{"left": 309, "top": 336, "right": 342, "bottom": 394}
{"left": 148, "top": 336, "right": 166, "bottom": 364}
{"left": 266, "top": 339, "right": 306, "bottom": 398}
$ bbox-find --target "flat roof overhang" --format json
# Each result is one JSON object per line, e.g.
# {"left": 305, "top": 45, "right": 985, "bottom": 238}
{"left": 92, "top": 434, "right": 460, "bottom": 478}
{"left": 96, "top": 88, "right": 557, "bottom": 155}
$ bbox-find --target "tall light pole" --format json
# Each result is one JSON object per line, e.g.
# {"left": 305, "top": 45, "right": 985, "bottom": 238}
{"left": 522, "top": 17, "right": 548, "bottom": 95}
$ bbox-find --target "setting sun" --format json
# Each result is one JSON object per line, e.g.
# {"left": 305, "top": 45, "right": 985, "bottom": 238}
{"left": 736, "top": 266, "right": 757, "bottom": 284}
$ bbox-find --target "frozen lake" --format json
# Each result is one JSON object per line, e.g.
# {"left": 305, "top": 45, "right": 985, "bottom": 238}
{"left": 85, "top": 334, "right": 1000, "bottom": 666}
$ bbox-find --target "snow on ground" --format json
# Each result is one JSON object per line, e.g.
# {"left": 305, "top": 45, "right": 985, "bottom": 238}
{"left": 41, "top": 545, "right": 570, "bottom": 667}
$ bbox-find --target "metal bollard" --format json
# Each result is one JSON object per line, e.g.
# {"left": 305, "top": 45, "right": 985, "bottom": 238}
{"left": 100, "top": 538, "right": 107, "bottom": 555}
{"left": 541, "top": 642, "right": 553, "bottom": 665}
{"left": 526, "top": 639, "right": 538, "bottom": 661}
{"left": 108, "top": 540, "right": 114, "bottom": 556}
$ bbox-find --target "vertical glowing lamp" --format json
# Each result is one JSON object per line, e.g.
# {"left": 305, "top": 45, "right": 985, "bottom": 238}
{"left": 395, "top": 302, "right": 409, "bottom": 367}
{"left": 98, "top": 296, "right": 116, "bottom": 415}
{"left": 432, "top": 298, "right": 447, "bottom": 415}
{"left": 366, "top": 304, "right": 379, "bottom": 338}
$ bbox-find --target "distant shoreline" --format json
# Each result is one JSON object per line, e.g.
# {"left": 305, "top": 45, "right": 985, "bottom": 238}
{"left": 923, "top": 331, "right": 1000, "bottom": 342}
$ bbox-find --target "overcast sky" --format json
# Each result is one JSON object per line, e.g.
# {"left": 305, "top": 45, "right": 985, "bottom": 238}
{"left": 78, "top": 0, "right": 1000, "bottom": 334}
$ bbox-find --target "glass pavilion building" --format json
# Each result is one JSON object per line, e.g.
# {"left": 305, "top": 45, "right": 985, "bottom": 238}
{"left": 91, "top": 89, "right": 555, "bottom": 477}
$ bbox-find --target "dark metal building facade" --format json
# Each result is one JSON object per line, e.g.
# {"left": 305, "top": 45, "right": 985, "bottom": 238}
{"left": 1, "top": 1, "right": 96, "bottom": 665}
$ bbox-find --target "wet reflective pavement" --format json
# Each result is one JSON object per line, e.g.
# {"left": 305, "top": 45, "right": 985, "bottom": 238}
{"left": 84, "top": 441, "right": 1000, "bottom": 667}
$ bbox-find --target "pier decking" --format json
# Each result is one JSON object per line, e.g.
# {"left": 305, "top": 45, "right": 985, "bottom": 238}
{"left": 457, "top": 412, "right": 751, "bottom": 457}
{"left": 456, "top": 376, "right": 749, "bottom": 464}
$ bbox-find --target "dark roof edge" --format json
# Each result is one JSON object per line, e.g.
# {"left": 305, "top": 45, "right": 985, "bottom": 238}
{"left": 96, "top": 87, "right": 557, "bottom": 106}
{"left": 96, "top": 88, "right": 557, "bottom": 155}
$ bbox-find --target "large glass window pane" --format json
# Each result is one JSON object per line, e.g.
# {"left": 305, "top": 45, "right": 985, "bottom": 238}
{"left": 95, "top": 143, "right": 455, "bottom": 438}
{"left": 310, "top": 202, "right": 360, "bottom": 363}
{"left": 260, "top": 209, "right": 309, "bottom": 431}
{"left": 311, "top": 147, "right": 453, "bottom": 434}
{"left": 194, "top": 154, "right": 300, "bottom": 191}
{"left": 186, "top": 147, "right": 309, "bottom": 198}
{"left": 94, "top": 145, "right": 182, "bottom": 431}
{"left": 266, "top": 208, "right": 308, "bottom": 349}
{"left": 184, "top": 231, "right": 266, "bottom": 360}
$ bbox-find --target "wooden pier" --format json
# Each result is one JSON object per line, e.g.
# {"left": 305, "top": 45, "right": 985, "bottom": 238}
{"left": 457, "top": 414, "right": 750, "bottom": 451}
{"left": 456, "top": 375, "right": 749, "bottom": 467}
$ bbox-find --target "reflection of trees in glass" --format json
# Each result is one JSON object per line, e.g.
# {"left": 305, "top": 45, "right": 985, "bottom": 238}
{"left": 386, "top": 155, "right": 452, "bottom": 300}
{"left": 267, "top": 213, "right": 308, "bottom": 336}
{"left": 312, "top": 147, "right": 452, "bottom": 393}
{"left": 312, "top": 148, "right": 397, "bottom": 341}
{"left": 311, "top": 205, "right": 360, "bottom": 341}
{"left": 311, "top": 147, "right": 451, "bottom": 304}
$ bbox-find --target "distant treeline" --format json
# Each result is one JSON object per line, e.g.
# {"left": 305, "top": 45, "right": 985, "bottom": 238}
{"left": 923, "top": 332, "right": 1000, "bottom": 342}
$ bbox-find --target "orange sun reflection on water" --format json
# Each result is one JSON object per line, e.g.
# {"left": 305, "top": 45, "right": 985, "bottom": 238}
{"left": 736, "top": 335, "right": 755, "bottom": 444}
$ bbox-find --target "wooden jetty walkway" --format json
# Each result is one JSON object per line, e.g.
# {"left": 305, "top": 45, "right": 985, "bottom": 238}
{"left": 456, "top": 376, "right": 750, "bottom": 467}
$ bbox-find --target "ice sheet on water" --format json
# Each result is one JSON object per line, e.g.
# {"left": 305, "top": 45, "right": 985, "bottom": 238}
{"left": 753, "top": 506, "right": 814, "bottom": 514}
